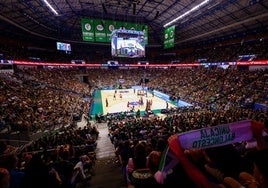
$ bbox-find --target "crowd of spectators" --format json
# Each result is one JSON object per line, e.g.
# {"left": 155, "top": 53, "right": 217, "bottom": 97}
{"left": 0, "top": 68, "right": 93, "bottom": 133}
{"left": 0, "top": 64, "right": 267, "bottom": 187}
{"left": 0, "top": 123, "right": 99, "bottom": 188}
{"left": 146, "top": 67, "right": 268, "bottom": 110}
{"left": 0, "top": 67, "right": 98, "bottom": 187}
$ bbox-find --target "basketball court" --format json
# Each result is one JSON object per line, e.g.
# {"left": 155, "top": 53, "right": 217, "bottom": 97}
{"left": 90, "top": 89, "right": 178, "bottom": 116}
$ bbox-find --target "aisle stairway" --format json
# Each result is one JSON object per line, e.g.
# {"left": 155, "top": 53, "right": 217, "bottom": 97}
{"left": 77, "top": 116, "right": 127, "bottom": 188}
{"left": 94, "top": 123, "right": 116, "bottom": 159}
{"left": 77, "top": 115, "right": 115, "bottom": 158}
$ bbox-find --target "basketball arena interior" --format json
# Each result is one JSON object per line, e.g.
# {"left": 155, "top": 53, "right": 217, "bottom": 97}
{"left": 0, "top": 1, "right": 268, "bottom": 188}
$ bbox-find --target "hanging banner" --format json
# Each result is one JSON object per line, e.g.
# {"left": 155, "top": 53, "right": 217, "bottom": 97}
{"left": 144, "top": 25, "right": 149, "bottom": 45}
{"left": 81, "top": 18, "right": 95, "bottom": 42}
{"left": 115, "top": 21, "right": 126, "bottom": 30}
{"left": 81, "top": 18, "right": 148, "bottom": 44}
{"left": 138, "top": 24, "right": 148, "bottom": 45}
{"left": 164, "top": 25, "right": 175, "bottom": 49}
{"left": 126, "top": 22, "right": 138, "bottom": 30}
{"left": 106, "top": 20, "right": 116, "bottom": 42}
{"left": 94, "top": 19, "right": 107, "bottom": 42}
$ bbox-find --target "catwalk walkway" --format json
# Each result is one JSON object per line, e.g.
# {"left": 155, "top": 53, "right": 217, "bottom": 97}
{"left": 77, "top": 117, "right": 127, "bottom": 188}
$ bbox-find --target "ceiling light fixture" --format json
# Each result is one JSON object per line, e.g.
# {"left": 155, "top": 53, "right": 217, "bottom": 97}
{"left": 42, "top": 0, "right": 59, "bottom": 16}
{"left": 164, "top": 0, "right": 211, "bottom": 28}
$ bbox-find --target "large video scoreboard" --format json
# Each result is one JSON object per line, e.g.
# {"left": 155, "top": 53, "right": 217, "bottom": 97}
{"left": 111, "top": 29, "right": 145, "bottom": 58}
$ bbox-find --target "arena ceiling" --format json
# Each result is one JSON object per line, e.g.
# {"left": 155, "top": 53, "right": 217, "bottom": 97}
{"left": 0, "top": 0, "right": 268, "bottom": 47}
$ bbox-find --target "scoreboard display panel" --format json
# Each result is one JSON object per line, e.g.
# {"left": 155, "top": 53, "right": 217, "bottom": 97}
{"left": 111, "top": 29, "right": 145, "bottom": 58}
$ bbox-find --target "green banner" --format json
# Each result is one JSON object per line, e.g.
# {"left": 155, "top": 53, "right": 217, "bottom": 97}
{"left": 81, "top": 18, "right": 95, "bottom": 42}
{"left": 164, "top": 25, "right": 175, "bottom": 49}
{"left": 126, "top": 22, "right": 137, "bottom": 30}
{"left": 115, "top": 21, "right": 126, "bottom": 30}
{"left": 106, "top": 20, "right": 116, "bottom": 42}
{"left": 142, "top": 25, "right": 149, "bottom": 45}
{"left": 94, "top": 19, "right": 107, "bottom": 42}
{"left": 81, "top": 18, "right": 148, "bottom": 44}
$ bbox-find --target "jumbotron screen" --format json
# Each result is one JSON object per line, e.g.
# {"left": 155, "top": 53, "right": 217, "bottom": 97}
{"left": 111, "top": 29, "right": 145, "bottom": 58}
{"left": 56, "top": 42, "right": 71, "bottom": 52}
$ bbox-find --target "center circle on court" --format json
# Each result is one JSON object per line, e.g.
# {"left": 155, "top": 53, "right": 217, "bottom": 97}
{"left": 129, "top": 101, "right": 140, "bottom": 106}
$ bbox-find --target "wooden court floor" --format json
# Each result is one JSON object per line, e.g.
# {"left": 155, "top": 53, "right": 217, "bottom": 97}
{"left": 100, "top": 89, "right": 176, "bottom": 115}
